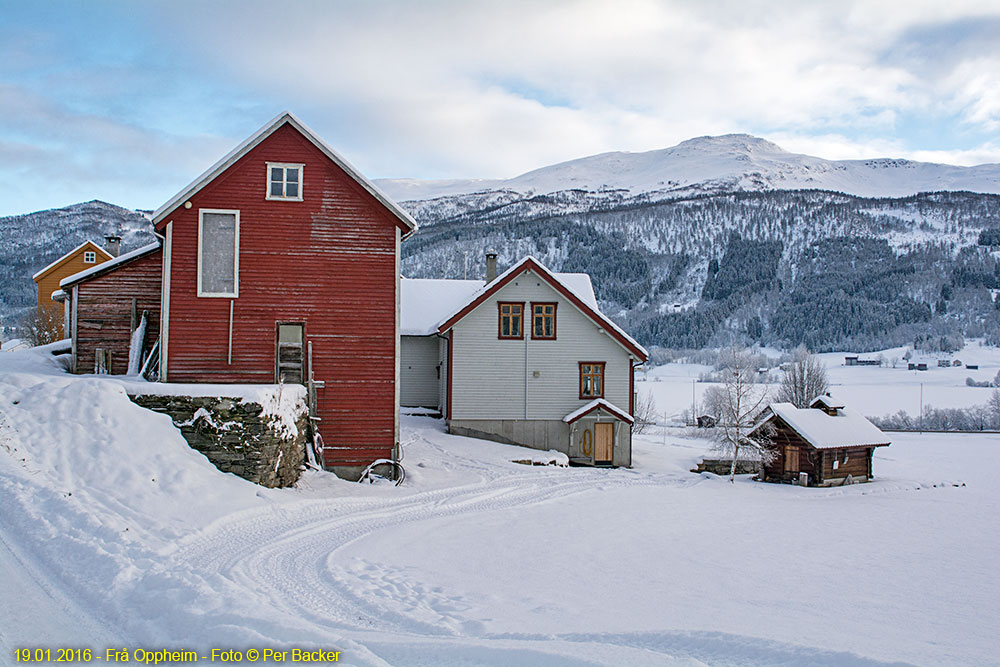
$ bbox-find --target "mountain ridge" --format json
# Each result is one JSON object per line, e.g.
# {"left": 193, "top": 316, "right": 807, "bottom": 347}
{"left": 375, "top": 134, "right": 1000, "bottom": 202}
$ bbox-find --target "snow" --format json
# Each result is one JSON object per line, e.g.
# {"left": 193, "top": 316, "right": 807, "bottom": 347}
{"left": 563, "top": 398, "right": 634, "bottom": 424}
{"left": 400, "top": 278, "right": 484, "bottom": 335}
{"left": 640, "top": 340, "right": 1000, "bottom": 423}
{"left": 761, "top": 403, "right": 890, "bottom": 449}
{"left": 126, "top": 313, "right": 147, "bottom": 375}
{"left": 401, "top": 262, "right": 603, "bottom": 337}
{"left": 429, "top": 256, "right": 646, "bottom": 358}
{"left": 2, "top": 343, "right": 999, "bottom": 665}
{"left": 376, "top": 133, "right": 1000, "bottom": 202}
{"left": 59, "top": 241, "right": 160, "bottom": 288}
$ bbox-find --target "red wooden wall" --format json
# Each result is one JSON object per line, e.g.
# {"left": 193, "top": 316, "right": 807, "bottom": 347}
{"left": 74, "top": 249, "right": 163, "bottom": 375}
{"left": 157, "top": 124, "right": 400, "bottom": 469}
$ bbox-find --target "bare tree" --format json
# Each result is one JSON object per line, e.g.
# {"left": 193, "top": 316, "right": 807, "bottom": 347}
{"left": 632, "top": 390, "right": 657, "bottom": 435}
{"left": 709, "top": 346, "right": 774, "bottom": 483}
{"left": 21, "top": 307, "right": 63, "bottom": 347}
{"left": 989, "top": 389, "right": 1000, "bottom": 430}
{"left": 775, "top": 347, "right": 829, "bottom": 408}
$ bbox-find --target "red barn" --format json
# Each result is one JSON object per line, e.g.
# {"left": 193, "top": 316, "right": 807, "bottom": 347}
{"left": 148, "top": 112, "right": 416, "bottom": 478}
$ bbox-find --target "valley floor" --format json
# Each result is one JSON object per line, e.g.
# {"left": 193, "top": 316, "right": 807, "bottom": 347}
{"left": 1, "top": 346, "right": 997, "bottom": 666}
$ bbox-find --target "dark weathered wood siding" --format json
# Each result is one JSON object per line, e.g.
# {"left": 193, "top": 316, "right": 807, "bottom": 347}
{"left": 819, "top": 447, "right": 874, "bottom": 482}
{"left": 760, "top": 418, "right": 820, "bottom": 483}
{"left": 74, "top": 249, "right": 162, "bottom": 375}
{"left": 761, "top": 416, "right": 878, "bottom": 485}
{"left": 156, "top": 123, "right": 399, "bottom": 468}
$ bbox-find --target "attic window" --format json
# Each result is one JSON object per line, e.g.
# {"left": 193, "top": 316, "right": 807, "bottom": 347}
{"left": 531, "top": 302, "right": 557, "bottom": 339}
{"left": 83, "top": 251, "right": 97, "bottom": 263}
{"left": 266, "top": 162, "right": 303, "bottom": 201}
{"left": 498, "top": 302, "right": 524, "bottom": 339}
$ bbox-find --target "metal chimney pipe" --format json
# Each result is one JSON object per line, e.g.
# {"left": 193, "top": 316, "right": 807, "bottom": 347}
{"left": 105, "top": 235, "right": 122, "bottom": 257}
{"left": 485, "top": 251, "right": 498, "bottom": 283}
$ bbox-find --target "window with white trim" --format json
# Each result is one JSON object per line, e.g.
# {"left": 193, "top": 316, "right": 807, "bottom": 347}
{"left": 83, "top": 251, "right": 97, "bottom": 263}
{"left": 198, "top": 209, "right": 239, "bottom": 297}
{"left": 266, "top": 162, "right": 303, "bottom": 200}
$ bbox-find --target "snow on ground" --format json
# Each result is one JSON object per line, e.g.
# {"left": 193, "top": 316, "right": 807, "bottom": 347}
{"left": 1, "top": 344, "right": 999, "bottom": 665}
{"left": 641, "top": 340, "right": 1000, "bottom": 422}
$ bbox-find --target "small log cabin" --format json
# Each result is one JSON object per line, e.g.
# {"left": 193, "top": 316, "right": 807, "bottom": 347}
{"left": 752, "top": 394, "right": 891, "bottom": 486}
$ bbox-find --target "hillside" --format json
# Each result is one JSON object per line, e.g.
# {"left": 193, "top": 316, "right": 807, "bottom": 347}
{"left": 399, "top": 188, "right": 1000, "bottom": 353}
{"left": 0, "top": 200, "right": 155, "bottom": 335}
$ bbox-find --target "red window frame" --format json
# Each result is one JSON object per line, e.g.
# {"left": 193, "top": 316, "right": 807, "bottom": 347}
{"left": 579, "top": 361, "right": 606, "bottom": 399}
{"left": 498, "top": 302, "right": 524, "bottom": 339}
{"left": 531, "top": 302, "right": 557, "bottom": 339}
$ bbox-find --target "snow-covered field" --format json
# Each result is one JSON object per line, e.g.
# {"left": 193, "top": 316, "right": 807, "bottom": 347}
{"left": 2, "top": 344, "right": 999, "bottom": 665}
{"left": 641, "top": 341, "right": 1000, "bottom": 423}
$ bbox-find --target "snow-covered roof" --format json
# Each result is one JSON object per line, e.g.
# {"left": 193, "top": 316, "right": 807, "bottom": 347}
{"left": 32, "top": 241, "right": 113, "bottom": 281}
{"left": 810, "top": 393, "right": 845, "bottom": 410}
{"left": 60, "top": 241, "right": 161, "bottom": 288}
{"left": 50, "top": 289, "right": 67, "bottom": 303}
{"left": 434, "top": 256, "right": 648, "bottom": 360}
{"left": 151, "top": 111, "right": 417, "bottom": 236}
{"left": 401, "top": 278, "right": 485, "bottom": 336}
{"left": 400, "top": 268, "right": 603, "bottom": 337}
{"left": 563, "top": 398, "right": 634, "bottom": 424}
{"left": 754, "top": 402, "right": 890, "bottom": 450}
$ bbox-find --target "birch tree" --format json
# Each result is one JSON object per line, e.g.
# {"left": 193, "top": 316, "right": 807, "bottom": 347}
{"left": 709, "top": 346, "right": 773, "bottom": 483}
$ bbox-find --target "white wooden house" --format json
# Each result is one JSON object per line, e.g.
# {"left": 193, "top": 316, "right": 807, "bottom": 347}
{"left": 400, "top": 256, "right": 648, "bottom": 466}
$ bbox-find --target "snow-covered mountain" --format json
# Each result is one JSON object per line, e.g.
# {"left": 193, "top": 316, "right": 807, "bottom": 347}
{"left": 377, "top": 134, "right": 1000, "bottom": 202}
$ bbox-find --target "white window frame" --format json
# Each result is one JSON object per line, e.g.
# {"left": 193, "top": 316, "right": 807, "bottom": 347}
{"left": 83, "top": 251, "right": 97, "bottom": 263}
{"left": 197, "top": 208, "right": 240, "bottom": 298}
{"left": 266, "top": 162, "right": 304, "bottom": 201}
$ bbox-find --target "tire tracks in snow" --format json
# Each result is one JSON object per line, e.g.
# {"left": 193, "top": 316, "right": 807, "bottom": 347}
{"left": 171, "top": 431, "right": 670, "bottom": 638}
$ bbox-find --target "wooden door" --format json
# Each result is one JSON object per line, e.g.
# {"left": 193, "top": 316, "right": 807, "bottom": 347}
{"left": 784, "top": 446, "right": 799, "bottom": 472}
{"left": 595, "top": 422, "right": 614, "bottom": 463}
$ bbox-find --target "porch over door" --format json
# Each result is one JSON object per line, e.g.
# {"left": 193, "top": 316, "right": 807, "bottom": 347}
{"left": 595, "top": 422, "right": 614, "bottom": 463}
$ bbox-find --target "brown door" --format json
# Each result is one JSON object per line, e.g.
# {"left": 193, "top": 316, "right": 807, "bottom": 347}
{"left": 594, "top": 422, "right": 614, "bottom": 463}
{"left": 784, "top": 446, "right": 799, "bottom": 472}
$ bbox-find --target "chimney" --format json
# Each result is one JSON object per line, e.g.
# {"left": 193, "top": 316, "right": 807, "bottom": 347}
{"left": 485, "top": 251, "right": 498, "bottom": 283}
{"left": 105, "top": 235, "right": 122, "bottom": 257}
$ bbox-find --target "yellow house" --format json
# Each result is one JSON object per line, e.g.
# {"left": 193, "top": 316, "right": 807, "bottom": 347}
{"left": 32, "top": 240, "right": 115, "bottom": 338}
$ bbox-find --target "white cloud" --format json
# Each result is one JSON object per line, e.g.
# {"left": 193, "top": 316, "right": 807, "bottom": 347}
{"left": 3, "top": 0, "right": 1000, "bottom": 214}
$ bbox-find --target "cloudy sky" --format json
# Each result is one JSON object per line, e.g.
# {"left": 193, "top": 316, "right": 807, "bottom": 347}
{"left": 2, "top": 0, "right": 1000, "bottom": 216}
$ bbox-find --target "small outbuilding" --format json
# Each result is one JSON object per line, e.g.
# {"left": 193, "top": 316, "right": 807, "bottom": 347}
{"left": 751, "top": 394, "right": 891, "bottom": 486}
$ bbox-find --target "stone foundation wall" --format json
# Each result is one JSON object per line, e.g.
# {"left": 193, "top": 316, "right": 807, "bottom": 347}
{"left": 129, "top": 393, "right": 309, "bottom": 488}
{"left": 692, "top": 458, "right": 761, "bottom": 476}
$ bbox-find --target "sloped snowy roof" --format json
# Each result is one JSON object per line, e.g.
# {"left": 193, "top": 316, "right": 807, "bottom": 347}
{"left": 401, "top": 267, "right": 602, "bottom": 336}
{"left": 151, "top": 111, "right": 416, "bottom": 236}
{"left": 401, "top": 278, "right": 484, "bottom": 336}
{"left": 810, "top": 393, "right": 845, "bottom": 410}
{"left": 431, "top": 256, "right": 647, "bottom": 360}
{"left": 755, "top": 402, "right": 890, "bottom": 449}
{"left": 60, "top": 242, "right": 161, "bottom": 288}
{"left": 563, "top": 398, "right": 634, "bottom": 424}
{"left": 32, "top": 241, "right": 113, "bottom": 281}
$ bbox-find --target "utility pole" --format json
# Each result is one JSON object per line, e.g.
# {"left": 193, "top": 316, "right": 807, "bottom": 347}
{"left": 691, "top": 379, "right": 696, "bottom": 427}
{"left": 919, "top": 383, "right": 924, "bottom": 434}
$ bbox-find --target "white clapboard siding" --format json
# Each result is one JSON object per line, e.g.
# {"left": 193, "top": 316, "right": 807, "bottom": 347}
{"left": 451, "top": 268, "right": 632, "bottom": 421}
{"left": 400, "top": 335, "right": 441, "bottom": 408}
